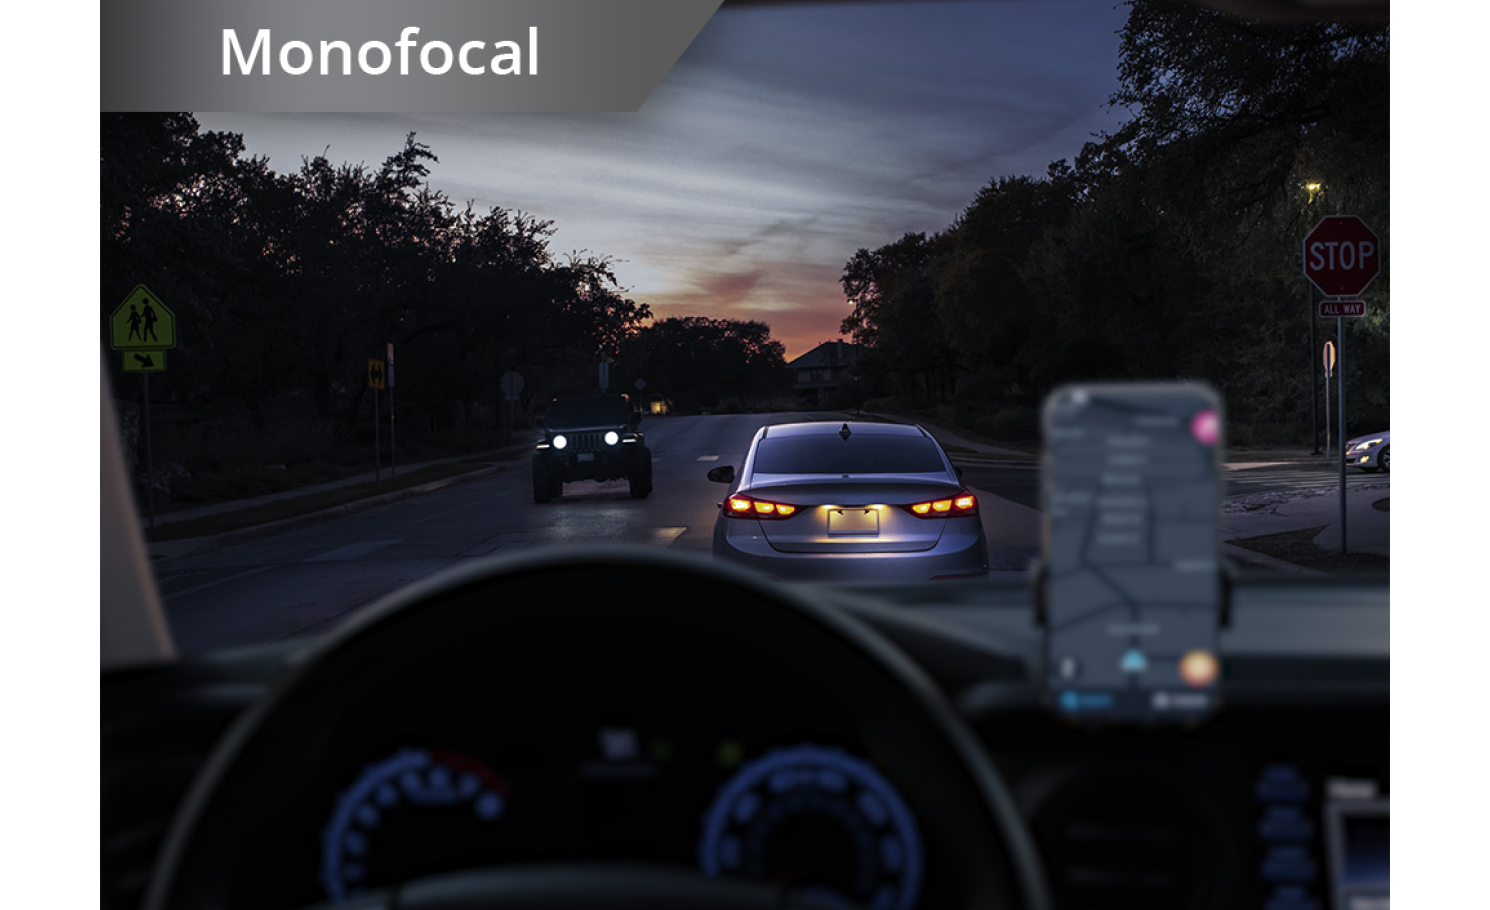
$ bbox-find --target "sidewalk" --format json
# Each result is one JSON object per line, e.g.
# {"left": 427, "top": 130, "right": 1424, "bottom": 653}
{"left": 1222, "top": 484, "right": 1390, "bottom": 556}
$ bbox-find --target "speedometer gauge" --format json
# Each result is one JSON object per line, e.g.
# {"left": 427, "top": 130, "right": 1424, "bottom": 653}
{"left": 320, "top": 748, "right": 509, "bottom": 903}
{"left": 699, "top": 744, "right": 924, "bottom": 910}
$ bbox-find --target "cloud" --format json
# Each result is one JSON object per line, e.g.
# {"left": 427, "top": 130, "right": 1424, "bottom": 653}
{"left": 195, "top": 1, "right": 1130, "bottom": 364}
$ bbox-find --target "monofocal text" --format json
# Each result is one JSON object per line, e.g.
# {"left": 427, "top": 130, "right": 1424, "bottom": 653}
{"left": 223, "top": 26, "right": 538, "bottom": 76}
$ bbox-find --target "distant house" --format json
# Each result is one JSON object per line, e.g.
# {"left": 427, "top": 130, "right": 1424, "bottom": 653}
{"left": 787, "top": 340, "right": 860, "bottom": 407}
{"left": 639, "top": 393, "right": 671, "bottom": 416}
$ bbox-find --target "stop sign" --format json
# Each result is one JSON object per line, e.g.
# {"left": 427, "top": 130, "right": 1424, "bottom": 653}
{"left": 1303, "top": 216, "right": 1381, "bottom": 297}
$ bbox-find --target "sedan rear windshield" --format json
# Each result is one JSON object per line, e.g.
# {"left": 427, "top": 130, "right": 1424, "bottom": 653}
{"left": 752, "top": 435, "right": 947, "bottom": 475}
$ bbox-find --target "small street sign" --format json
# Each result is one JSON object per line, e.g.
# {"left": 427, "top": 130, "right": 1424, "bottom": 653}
{"left": 501, "top": 370, "right": 524, "bottom": 401}
{"left": 386, "top": 343, "right": 396, "bottom": 387}
{"left": 123, "top": 350, "right": 166, "bottom": 373}
{"left": 1323, "top": 341, "right": 1336, "bottom": 376}
{"left": 1319, "top": 300, "right": 1366, "bottom": 318}
{"left": 368, "top": 359, "right": 386, "bottom": 390}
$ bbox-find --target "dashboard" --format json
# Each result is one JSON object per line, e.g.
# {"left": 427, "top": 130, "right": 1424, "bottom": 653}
{"left": 101, "top": 549, "right": 1388, "bottom": 910}
{"left": 241, "top": 614, "right": 930, "bottom": 909}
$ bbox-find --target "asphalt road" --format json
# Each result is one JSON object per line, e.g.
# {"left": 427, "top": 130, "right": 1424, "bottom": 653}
{"left": 156, "top": 414, "right": 1386, "bottom": 654}
{"left": 160, "top": 413, "right": 840, "bottom": 653}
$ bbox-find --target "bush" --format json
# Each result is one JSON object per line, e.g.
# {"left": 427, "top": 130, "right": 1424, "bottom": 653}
{"left": 1228, "top": 421, "right": 1310, "bottom": 448}
{"left": 261, "top": 418, "right": 337, "bottom": 465}
{"left": 153, "top": 418, "right": 244, "bottom": 475}
{"left": 974, "top": 406, "right": 1041, "bottom": 443}
{"left": 861, "top": 396, "right": 936, "bottom": 417}
{"left": 422, "top": 427, "right": 505, "bottom": 454}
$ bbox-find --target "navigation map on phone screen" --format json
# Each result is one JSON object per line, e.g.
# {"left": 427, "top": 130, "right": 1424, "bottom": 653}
{"left": 1043, "top": 384, "right": 1223, "bottom": 723}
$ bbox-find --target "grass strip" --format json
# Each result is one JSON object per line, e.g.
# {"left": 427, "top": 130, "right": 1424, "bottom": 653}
{"left": 1228, "top": 525, "right": 1389, "bottom": 578}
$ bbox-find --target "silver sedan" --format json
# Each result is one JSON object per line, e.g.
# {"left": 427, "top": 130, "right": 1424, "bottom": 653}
{"left": 1344, "top": 430, "right": 1391, "bottom": 473}
{"left": 709, "top": 421, "right": 989, "bottom": 582}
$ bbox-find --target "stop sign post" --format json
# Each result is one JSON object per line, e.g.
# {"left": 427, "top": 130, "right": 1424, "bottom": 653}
{"left": 1303, "top": 216, "right": 1381, "bottom": 554}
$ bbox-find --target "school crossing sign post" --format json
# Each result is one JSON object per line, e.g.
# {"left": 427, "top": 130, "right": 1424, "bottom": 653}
{"left": 109, "top": 284, "right": 178, "bottom": 530}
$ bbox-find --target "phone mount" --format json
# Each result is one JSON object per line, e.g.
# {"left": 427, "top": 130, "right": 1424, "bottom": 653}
{"left": 1030, "top": 560, "right": 1234, "bottom": 630}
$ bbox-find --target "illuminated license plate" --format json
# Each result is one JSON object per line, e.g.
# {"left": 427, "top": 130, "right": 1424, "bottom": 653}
{"left": 828, "top": 508, "right": 878, "bottom": 536}
{"left": 578, "top": 453, "right": 595, "bottom": 462}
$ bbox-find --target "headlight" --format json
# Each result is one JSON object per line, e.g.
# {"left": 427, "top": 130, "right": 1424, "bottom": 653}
{"left": 1350, "top": 438, "right": 1383, "bottom": 452}
{"left": 604, "top": 431, "right": 620, "bottom": 446}
{"left": 553, "top": 435, "right": 568, "bottom": 450}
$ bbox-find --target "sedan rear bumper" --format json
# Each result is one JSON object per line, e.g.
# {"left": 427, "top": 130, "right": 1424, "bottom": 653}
{"left": 712, "top": 518, "right": 988, "bottom": 582}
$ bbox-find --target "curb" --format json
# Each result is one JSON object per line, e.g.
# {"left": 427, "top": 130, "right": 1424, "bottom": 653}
{"left": 1221, "top": 542, "right": 1333, "bottom": 577}
{"left": 949, "top": 457, "right": 1041, "bottom": 469}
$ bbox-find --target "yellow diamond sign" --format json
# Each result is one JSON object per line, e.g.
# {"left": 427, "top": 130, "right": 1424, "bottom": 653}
{"left": 110, "top": 284, "right": 176, "bottom": 350}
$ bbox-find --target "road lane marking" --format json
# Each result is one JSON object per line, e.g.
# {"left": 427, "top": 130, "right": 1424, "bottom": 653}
{"left": 167, "top": 565, "right": 273, "bottom": 599}
{"left": 398, "top": 489, "right": 515, "bottom": 529}
{"left": 462, "top": 534, "right": 535, "bottom": 557}
{"left": 697, "top": 455, "right": 719, "bottom": 461}
{"left": 304, "top": 539, "right": 401, "bottom": 562}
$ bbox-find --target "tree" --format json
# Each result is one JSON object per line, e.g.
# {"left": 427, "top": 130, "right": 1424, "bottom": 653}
{"left": 622, "top": 317, "right": 787, "bottom": 411}
{"left": 933, "top": 174, "right": 1075, "bottom": 399}
{"left": 1097, "top": 0, "right": 1389, "bottom": 430}
{"left": 841, "top": 233, "right": 958, "bottom": 400}
{"left": 100, "top": 115, "right": 667, "bottom": 463}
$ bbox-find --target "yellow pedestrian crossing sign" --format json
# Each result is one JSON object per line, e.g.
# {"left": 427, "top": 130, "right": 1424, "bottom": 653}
{"left": 111, "top": 285, "right": 176, "bottom": 350}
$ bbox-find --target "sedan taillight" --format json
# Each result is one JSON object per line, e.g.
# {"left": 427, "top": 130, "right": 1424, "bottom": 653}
{"left": 901, "top": 492, "right": 978, "bottom": 518}
{"left": 723, "top": 494, "right": 799, "bottom": 519}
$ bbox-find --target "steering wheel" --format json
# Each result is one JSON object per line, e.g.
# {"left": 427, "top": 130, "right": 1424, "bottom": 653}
{"left": 143, "top": 547, "right": 1051, "bottom": 910}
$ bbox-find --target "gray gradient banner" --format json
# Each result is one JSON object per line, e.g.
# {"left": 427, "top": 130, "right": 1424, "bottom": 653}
{"left": 102, "top": 0, "right": 724, "bottom": 111}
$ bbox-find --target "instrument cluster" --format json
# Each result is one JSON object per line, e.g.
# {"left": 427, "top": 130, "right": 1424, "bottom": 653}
{"left": 232, "top": 615, "right": 933, "bottom": 910}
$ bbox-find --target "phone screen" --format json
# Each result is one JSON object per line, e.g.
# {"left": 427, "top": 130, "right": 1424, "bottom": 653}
{"left": 1042, "top": 383, "right": 1223, "bottom": 723}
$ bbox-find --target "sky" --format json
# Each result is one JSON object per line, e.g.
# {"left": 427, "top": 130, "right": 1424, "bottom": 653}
{"left": 197, "top": 0, "right": 1130, "bottom": 361}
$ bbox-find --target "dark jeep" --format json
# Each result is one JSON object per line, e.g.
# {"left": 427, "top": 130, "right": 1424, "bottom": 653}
{"left": 532, "top": 394, "right": 653, "bottom": 502}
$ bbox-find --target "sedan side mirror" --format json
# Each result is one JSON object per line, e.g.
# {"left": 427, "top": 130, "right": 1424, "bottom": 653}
{"left": 707, "top": 465, "right": 735, "bottom": 484}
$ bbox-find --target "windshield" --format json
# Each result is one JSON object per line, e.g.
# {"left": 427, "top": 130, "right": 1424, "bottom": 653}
{"left": 545, "top": 398, "right": 633, "bottom": 429}
{"left": 752, "top": 434, "right": 948, "bottom": 476}
{"left": 99, "top": 0, "right": 1389, "bottom": 658}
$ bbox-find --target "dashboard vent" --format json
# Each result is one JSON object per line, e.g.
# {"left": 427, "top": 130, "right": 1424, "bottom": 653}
{"left": 103, "top": 680, "right": 265, "bottom": 910}
{"left": 1028, "top": 766, "right": 1235, "bottom": 910}
{"left": 102, "top": 757, "right": 201, "bottom": 910}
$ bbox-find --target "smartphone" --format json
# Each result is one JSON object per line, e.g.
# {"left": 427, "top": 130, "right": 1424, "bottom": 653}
{"left": 1042, "top": 383, "right": 1223, "bottom": 723}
